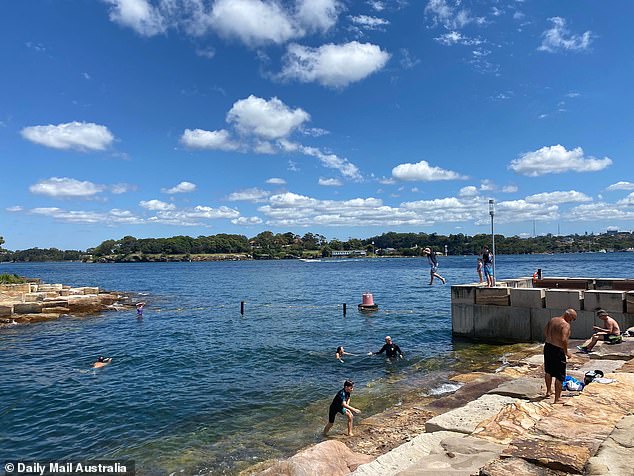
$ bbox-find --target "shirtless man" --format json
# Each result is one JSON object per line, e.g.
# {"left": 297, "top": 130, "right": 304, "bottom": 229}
{"left": 93, "top": 356, "right": 112, "bottom": 368}
{"left": 577, "top": 309, "right": 621, "bottom": 352}
{"left": 543, "top": 308, "right": 576, "bottom": 403}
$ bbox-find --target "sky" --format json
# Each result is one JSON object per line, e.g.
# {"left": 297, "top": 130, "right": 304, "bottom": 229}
{"left": 2, "top": 0, "right": 634, "bottom": 251}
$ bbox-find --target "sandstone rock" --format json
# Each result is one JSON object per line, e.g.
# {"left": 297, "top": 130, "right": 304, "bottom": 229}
{"left": 488, "top": 378, "right": 545, "bottom": 400}
{"left": 473, "top": 401, "right": 552, "bottom": 445}
{"left": 480, "top": 457, "right": 569, "bottom": 476}
{"left": 12, "top": 313, "right": 60, "bottom": 323}
{"left": 425, "top": 374, "right": 511, "bottom": 413}
{"left": 0, "top": 283, "right": 31, "bottom": 293}
{"left": 584, "top": 339, "right": 634, "bottom": 360}
{"left": 83, "top": 286, "right": 100, "bottom": 295}
{"left": 14, "top": 302, "right": 43, "bottom": 314}
{"left": 23, "top": 292, "right": 48, "bottom": 302}
{"left": 425, "top": 394, "right": 519, "bottom": 434}
{"left": 41, "top": 300, "right": 69, "bottom": 308}
{"left": 256, "top": 440, "right": 373, "bottom": 476}
{"left": 67, "top": 295, "right": 102, "bottom": 313}
{"left": 351, "top": 431, "right": 461, "bottom": 475}
{"left": 98, "top": 293, "right": 119, "bottom": 305}
{"left": 42, "top": 307, "right": 70, "bottom": 314}
{"left": 37, "top": 284, "right": 63, "bottom": 292}
{"left": 0, "top": 304, "right": 13, "bottom": 317}
{"left": 502, "top": 435, "right": 592, "bottom": 473}
{"left": 573, "top": 360, "right": 627, "bottom": 375}
{"left": 519, "top": 354, "right": 544, "bottom": 366}
{"left": 586, "top": 414, "right": 634, "bottom": 476}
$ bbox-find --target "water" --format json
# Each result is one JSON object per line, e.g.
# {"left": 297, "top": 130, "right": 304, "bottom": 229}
{"left": 1, "top": 253, "right": 632, "bottom": 474}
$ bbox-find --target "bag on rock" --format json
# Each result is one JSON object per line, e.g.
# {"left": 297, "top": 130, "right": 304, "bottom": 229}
{"left": 563, "top": 375, "right": 584, "bottom": 391}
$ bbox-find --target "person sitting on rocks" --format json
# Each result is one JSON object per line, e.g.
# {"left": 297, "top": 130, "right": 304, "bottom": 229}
{"left": 93, "top": 356, "right": 112, "bottom": 368}
{"left": 577, "top": 309, "right": 622, "bottom": 353}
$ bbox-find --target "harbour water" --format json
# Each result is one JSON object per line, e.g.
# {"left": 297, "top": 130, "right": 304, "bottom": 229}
{"left": 1, "top": 253, "right": 632, "bottom": 474}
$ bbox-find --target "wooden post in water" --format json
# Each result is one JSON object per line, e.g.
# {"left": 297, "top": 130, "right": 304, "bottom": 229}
{"left": 343, "top": 303, "right": 347, "bottom": 316}
{"left": 240, "top": 301, "right": 245, "bottom": 315}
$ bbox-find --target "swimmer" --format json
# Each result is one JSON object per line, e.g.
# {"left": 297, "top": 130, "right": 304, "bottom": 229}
{"left": 136, "top": 302, "right": 145, "bottom": 317}
{"left": 335, "top": 346, "right": 355, "bottom": 363}
{"left": 93, "top": 356, "right": 112, "bottom": 368}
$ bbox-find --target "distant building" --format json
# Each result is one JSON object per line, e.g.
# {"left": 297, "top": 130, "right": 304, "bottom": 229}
{"left": 331, "top": 250, "right": 367, "bottom": 257}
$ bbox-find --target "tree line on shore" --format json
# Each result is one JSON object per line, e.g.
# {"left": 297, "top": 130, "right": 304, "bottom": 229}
{"left": 1, "top": 231, "right": 633, "bottom": 262}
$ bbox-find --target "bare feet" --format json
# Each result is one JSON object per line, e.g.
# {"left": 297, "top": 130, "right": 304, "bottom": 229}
{"left": 553, "top": 399, "right": 564, "bottom": 404}
{"left": 347, "top": 433, "right": 354, "bottom": 437}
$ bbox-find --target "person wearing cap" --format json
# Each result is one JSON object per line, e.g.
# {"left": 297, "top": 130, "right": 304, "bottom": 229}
{"left": 422, "top": 247, "right": 446, "bottom": 285}
{"left": 323, "top": 380, "right": 361, "bottom": 437}
{"left": 543, "top": 308, "right": 576, "bottom": 404}
{"left": 577, "top": 309, "right": 622, "bottom": 353}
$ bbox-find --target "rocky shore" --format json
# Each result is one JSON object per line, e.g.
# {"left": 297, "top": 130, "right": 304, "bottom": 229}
{"left": 246, "top": 338, "right": 634, "bottom": 476}
{"left": 0, "top": 281, "right": 129, "bottom": 326}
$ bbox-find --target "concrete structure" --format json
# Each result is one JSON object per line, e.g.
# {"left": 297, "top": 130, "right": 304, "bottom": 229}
{"left": 452, "top": 277, "right": 634, "bottom": 342}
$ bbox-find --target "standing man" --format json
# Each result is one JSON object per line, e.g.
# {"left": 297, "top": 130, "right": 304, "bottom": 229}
{"left": 323, "top": 380, "right": 361, "bottom": 437}
{"left": 369, "top": 336, "right": 403, "bottom": 359}
{"left": 577, "top": 309, "right": 622, "bottom": 352}
{"left": 543, "top": 308, "right": 577, "bottom": 404}
{"left": 482, "top": 246, "right": 494, "bottom": 287}
{"left": 423, "top": 247, "right": 446, "bottom": 285}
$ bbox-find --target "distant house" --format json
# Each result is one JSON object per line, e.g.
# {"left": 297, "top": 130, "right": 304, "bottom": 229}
{"left": 331, "top": 250, "right": 367, "bottom": 257}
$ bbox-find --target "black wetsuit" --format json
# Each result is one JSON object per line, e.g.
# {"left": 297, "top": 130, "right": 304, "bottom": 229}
{"left": 376, "top": 343, "right": 402, "bottom": 358}
{"left": 328, "top": 389, "right": 350, "bottom": 423}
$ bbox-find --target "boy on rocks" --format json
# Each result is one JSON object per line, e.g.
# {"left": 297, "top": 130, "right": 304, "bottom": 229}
{"left": 323, "top": 380, "right": 361, "bottom": 437}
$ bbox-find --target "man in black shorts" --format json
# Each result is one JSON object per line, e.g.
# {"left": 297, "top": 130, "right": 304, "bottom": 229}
{"left": 543, "top": 309, "right": 576, "bottom": 403}
{"left": 323, "top": 380, "right": 361, "bottom": 437}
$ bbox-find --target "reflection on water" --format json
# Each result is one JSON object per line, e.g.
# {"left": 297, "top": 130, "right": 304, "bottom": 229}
{"left": 1, "top": 254, "right": 632, "bottom": 474}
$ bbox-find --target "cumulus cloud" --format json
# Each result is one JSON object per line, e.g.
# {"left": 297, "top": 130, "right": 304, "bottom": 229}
{"left": 30, "top": 206, "right": 143, "bottom": 224}
{"left": 525, "top": 190, "right": 592, "bottom": 204}
{"left": 29, "top": 177, "right": 105, "bottom": 198}
{"left": 318, "top": 177, "right": 343, "bottom": 186}
{"left": 231, "top": 216, "right": 263, "bottom": 225}
{"left": 617, "top": 193, "right": 634, "bottom": 207}
{"left": 296, "top": 0, "right": 341, "bottom": 33}
{"left": 139, "top": 199, "right": 176, "bottom": 211}
{"left": 392, "top": 160, "right": 467, "bottom": 182}
{"left": 180, "top": 128, "right": 240, "bottom": 150}
{"left": 266, "top": 177, "right": 287, "bottom": 185}
{"left": 148, "top": 205, "right": 240, "bottom": 226}
{"left": 279, "top": 41, "right": 390, "bottom": 88}
{"left": 227, "top": 188, "right": 271, "bottom": 202}
{"left": 509, "top": 145, "right": 612, "bottom": 177}
{"left": 104, "top": 0, "right": 166, "bottom": 37}
{"left": 459, "top": 186, "right": 478, "bottom": 197}
{"left": 493, "top": 199, "right": 559, "bottom": 223}
{"left": 162, "top": 181, "right": 197, "bottom": 194}
{"left": 227, "top": 95, "right": 310, "bottom": 139}
{"left": 21, "top": 121, "right": 114, "bottom": 151}
{"left": 569, "top": 202, "right": 634, "bottom": 221}
{"left": 606, "top": 181, "right": 634, "bottom": 191}
{"left": 538, "top": 17, "right": 592, "bottom": 53}
{"left": 110, "top": 183, "right": 137, "bottom": 194}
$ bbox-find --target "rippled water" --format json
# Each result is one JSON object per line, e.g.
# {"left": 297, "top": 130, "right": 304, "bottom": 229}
{"left": 1, "top": 253, "right": 632, "bottom": 474}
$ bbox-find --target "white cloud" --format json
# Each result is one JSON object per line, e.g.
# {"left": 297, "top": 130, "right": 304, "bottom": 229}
{"left": 162, "top": 181, "right": 197, "bottom": 194}
{"left": 400, "top": 49, "right": 420, "bottom": 69}
{"left": 501, "top": 185, "right": 518, "bottom": 193}
{"left": 280, "top": 140, "right": 361, "bottom": 180}
{"left": 30, "top": 207, "right": 142, "bottom": 224}
{"left": 349, "top": 15, "right": 390, "bottom": 30}
{"left": 509, "top": 145, "right": 612, "bottom": 177}
{"left": 318, "top": 177, "right": 343, "bottom": 186}
{"left": 525, "top": 190, "right": 592, "bottom": 204}
{"left": 21, "top": 121, "right": 114, "bottom": 151}
{"left": 425, "top": 0, "right": 480, "bottom": 30}
{"left": 180, "top": 128, "right": 239, "bottom": 150}
{"left": 139, "top": 199, "right": 176, "bottom": 211}
{"left": 266, "top": 177, "right": 287, "bottom": 185}
{"left": 378, "top": 177, "right": 396, "bottom": 185}
{"left": 301, "top": 127, "right": 329, "bottom": 137}
{"left": 195, "top": 47, "right": 216, "bottom": 59}
{"left": 617, "top": 193, "right": 634, "bottom": 207}
{"left": 110, "top": 183, "right": 137, "bottom": 194}
{"left": 570, "top": 202, "right": 634, "bottom": 221}
{"left": 29, "top": 177, "right": 105, "bottom": 198}
{"left": 392, "top": 160, "right": 467, "bottom": 182}
{"left": 459, "top": 186, "right": 478, "bottom": 197}
{"left": 479, "top": 179, "right": 495, "bottom": 191}
{"left": 104, "top": 0, "right": 166, "bottom": 37}
{"left": 6, "top": 206, "right": 23, "bottom": 212}
{"left": 210, "top": 0, "right": 299, "bottom": 46}
{"left": 279, "top": 41, "right": 390, "bottom": 88}
{"left": 607, "top": 181, "right": 634, "bottom": 191}
{"left": 538, "top": 17, "right": 592, "bottom": 53}
{"left": 227, "top": 95, "right": 310, "bottom": 139}
{"left": 148, "top": 205, "right": 240, "bottom": 225}
{"left": 227, "top": 188, "right": 271, "bottom": 202}
{"left": 231, "top": 216, "right": 263, "bottom": 225}
{"left": 296, "top": 0, "right": 341, "bottom": 33}
{"left": 493, "top": 199, "right": 559, "bottom": 223}
{"left": 434, "top": 31, "right": 483, "bottom": 46}
{"left": 367, "top": 1, "right": 384, "bottom": 12}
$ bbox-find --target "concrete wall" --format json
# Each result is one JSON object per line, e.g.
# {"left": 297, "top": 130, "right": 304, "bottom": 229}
{"left": 452, "top": 282, "right": 634, "bottom": 343}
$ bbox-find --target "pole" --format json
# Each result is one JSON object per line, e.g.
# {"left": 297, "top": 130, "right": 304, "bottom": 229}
{"left": 240, "top": 301, "right": 244, "bottom": 315}
{"left": 343, "top": 303, "right": 347, "bottom": 316}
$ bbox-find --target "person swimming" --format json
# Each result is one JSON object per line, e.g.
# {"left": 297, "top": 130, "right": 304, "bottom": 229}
{"left": 335, "top": 346, "right": 355, "bottom": 363}
{"left": 136, "top": 302, "right": 145, "bottom": 317}
{"left": 93, "top": 356, "right": 112, "bottom": 368}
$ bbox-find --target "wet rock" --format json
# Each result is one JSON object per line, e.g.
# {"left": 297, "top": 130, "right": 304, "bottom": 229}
{"left": 0, "top": 304, "right": 13, "bottom": 317}
{"left": 14, "top": 302, "right": 43, "bottom": 314}
{"left": 586, "top": 414, "right": 634, "bottom": 476}
{"left": 255, "top": 440, "right": 373, "bottom": 476}
{"left": 426, "top": 374, "right": 511, "bottom": 413}
{"left": 487, "top": 378, "right": 545, "bottom": 400}
{"left": 480, "top": 457, "right": 569, "bottom": 476}
{"left": 425, "top": 394, "right": 519, "bottom": 434}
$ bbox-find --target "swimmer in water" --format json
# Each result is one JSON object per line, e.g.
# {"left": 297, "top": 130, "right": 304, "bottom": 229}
{"left": 93, "top": 356, "right": 112, "bottom": 368}
{"left": 136, "top": 302, "right": 145, "bottom": 317}
{"left": 335, "top": 346, "right": 355, "bottom": 363}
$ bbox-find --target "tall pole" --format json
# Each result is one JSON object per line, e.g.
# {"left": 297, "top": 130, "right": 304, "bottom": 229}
{"left": 489, "top": 199, "right": 496, "bottom": 285}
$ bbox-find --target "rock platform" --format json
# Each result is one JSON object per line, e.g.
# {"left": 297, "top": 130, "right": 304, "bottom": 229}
{"left": 0, "top": 282, "right": 128, "bottom": 326}
{"left": 248, "top": 338, "right": 634, "bottom": 476}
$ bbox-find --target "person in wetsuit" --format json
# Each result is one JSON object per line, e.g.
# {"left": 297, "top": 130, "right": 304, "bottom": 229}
{"left": 369, "top": 336, "right": 403, "bottom": 359}
{"left": 323, "top": 380, "right": 361, "bottom": 436}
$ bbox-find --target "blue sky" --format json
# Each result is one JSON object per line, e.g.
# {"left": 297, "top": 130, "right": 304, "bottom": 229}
{"left": 2, "top": 0, "right": 634, "bottom": 250}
